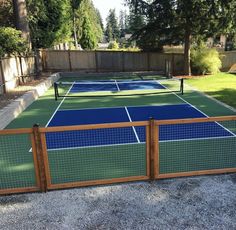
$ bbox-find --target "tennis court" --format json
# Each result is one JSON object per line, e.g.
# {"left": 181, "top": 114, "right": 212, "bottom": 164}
{"left": 1, "top": 73, "right": 236, "bottom": 194}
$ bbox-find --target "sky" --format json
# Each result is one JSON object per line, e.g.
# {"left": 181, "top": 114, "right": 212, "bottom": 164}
{"left": 92, "top": 0, "right": 129, "bottom": 25}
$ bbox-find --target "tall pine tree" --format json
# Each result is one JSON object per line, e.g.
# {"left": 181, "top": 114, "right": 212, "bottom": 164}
{"left": 105, "top": 9, "right": 119, "bottom": 42}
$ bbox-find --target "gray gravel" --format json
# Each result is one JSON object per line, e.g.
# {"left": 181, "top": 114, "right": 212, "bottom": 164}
{"left": 0, "top": 174, "right": 236, "bottom": 230}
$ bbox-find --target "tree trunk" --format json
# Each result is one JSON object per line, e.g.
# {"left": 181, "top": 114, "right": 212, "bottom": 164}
{"left": 12, "top": 0, "right": 31, "bottom": 49}
{"left": 184, "top": 29, "right": 191, "bottom": 76}
{"left": 73, "top": 10, "right": 78, "bottom": 49}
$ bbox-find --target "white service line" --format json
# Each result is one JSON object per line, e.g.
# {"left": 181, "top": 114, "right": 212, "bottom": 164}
{"left": 115, "top": 80, "right": 121, "bottom": 91}
{"left": 45, "top": 81, "right": 76, "bottom": 127}
{"left": 157, "top": 80, "right": 236, "bottom": 137}
{"left": 47, "top": 141, "right": 145, "bottom": 151}
{"left": 124, "top": 106, "right": 140, "bottom": 143}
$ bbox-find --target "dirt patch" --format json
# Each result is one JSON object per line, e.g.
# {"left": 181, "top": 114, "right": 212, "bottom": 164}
{"left": 0, "top": 74, "right": 50, "bottom": 110}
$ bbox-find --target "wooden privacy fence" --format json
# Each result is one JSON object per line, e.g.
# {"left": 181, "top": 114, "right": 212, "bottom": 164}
{"left": 0, "top": 116, "right": 236, "bottom": 195}
{"left": 41, "top": 50, "right": 185, "bottom": 75}
{"left": 0, "top": 55, "right": 36, "bottom": 93}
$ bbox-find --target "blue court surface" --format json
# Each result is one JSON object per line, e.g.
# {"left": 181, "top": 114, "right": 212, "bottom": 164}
{"left": 68, "top": 80, "right": 166, "bottom": 93}
{"left": 46, "top": 104, "right": 235, "bottom": 150}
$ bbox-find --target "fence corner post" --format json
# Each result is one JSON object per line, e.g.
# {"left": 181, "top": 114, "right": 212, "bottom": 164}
{"left": 32, "top": 124, "right": 47, "bottom": 192}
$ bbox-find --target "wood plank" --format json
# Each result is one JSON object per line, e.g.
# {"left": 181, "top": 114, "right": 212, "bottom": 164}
{"left": 30, "top": 133, "right": 41, "bottom": 190}
{"left": 40, "top": 133, "right": 52, "bottom": 188}
{"left": 0, "top": 128, "right": 32, "bottom": 135}
{"left": 0, "top": 187, "right": 39, "bottom": 196}
{"left": 145, "top": 125, "right": 150, "bottom": 177}
{"left": 40, "top": 121, "right": 149, "bottom": 133}
{"left": 154, "top": 125, "right": 159, "bottom": 179}
{"left": 157, "top": 168, "right": 236, "bottom": 179}
{"left": 47, "top": 176, "right": 149, "bottom": 190}
{"left": 149, "top": 118, "right": 155, "bottom": 180}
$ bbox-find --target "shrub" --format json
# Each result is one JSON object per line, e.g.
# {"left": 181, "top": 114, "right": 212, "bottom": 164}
{"left": 0, "top": 27, "right": 27, "bottom": 57}
{"left": 108, "top": 40, "right": 119, "bottom": 50}
{"left": 191, "top": 44, "right": 222, "bottom": 75}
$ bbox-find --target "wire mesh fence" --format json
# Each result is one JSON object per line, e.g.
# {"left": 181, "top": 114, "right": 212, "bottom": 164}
{"left": 0, "top": 116, "right": 236, "bottom": 195}
{"left": 157, "top": 117, "right": 236, "bottom": 179}
{"left": 0, "top": 129, "right": 40, "bottom": 194}
{"left": 41, "top": 122, "right": 149, "bottom": 190}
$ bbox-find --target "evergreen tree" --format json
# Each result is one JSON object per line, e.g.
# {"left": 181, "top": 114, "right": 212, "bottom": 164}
{"left": 27, "top": 0, "right": 72, "bottom": 48}
{"left": 105, "top": 9, "right": 119, "bottom": 42}
{"left": 71, "top": 0, "right": 82, "bottom": 49}
{"left": 76, "top": 0, "right": 103, "bottom": 49}
{"left": 79, "top": 15, "right": 96, "bottom": 49}
{"left": 119, "top": 10, "right": 125, "bottom": 38}
{"left": 126, "top": 0, "right": 236, "bottom": 75}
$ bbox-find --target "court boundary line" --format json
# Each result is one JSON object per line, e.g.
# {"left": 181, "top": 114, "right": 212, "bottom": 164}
{"left": 115, "top": 80, "right": 121, "bottom": 91}
{"left": 125, "top": 106, "right": 141, "bottom": 143}
{"left": 46, "top": 135, "right": 235, "bottom": 151}
{"left": 47, "top": 141, "right": 145, "bottom": 151}
{"left": 57, "top": 104, "right": 186, "bottom": 112}
{"left": 46, "top": 82, "right": 76, "bottom": 128}
{"left": 157, "top": 80, "right": 236, "bottom": 137}
{"left": 159, "top": 135, "right": 235, "bottom": 143}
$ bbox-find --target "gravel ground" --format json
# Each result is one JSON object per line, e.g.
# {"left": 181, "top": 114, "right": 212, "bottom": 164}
{"left": 0, "top": 174, "right": 236, "bottom": 230}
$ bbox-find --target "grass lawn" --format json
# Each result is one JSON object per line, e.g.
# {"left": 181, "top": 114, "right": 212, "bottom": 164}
{"left": 186, "top": 72, "right": 236, "bottom": 109}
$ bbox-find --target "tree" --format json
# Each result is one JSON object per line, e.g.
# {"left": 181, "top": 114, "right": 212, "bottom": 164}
{"left": 76, "top": 0, "right": 103, "bottom": 49}
{"left": 79, "top": 15, "right": 97, "bottom": 49}
{"left": 105, "top": 9, "right": 119, "bottom": 42}
{"left": 71, "top": 0, "right": 82, "bottom": 49}
{"left": 27, "top": 0, "right": 72, "bottom": 48}
{"left": 126, "top": 0, "right": 236, "bottom": 75}
{"left": 0, "top": 27, "right": 27, "bottom": 57}
{"left": 0, "top": 0, "right": 14, "bottom": 27}
{"left": 119, "top": 10, "right": 126, "bottom": 38}
{"left": 12, "top": 0, "right": 31, "bottom": 48}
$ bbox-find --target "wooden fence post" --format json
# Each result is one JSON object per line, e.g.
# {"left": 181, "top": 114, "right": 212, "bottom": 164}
{"left": 172, "top": 53, "right": 175, "bottom": 76}
{"left": 122, "top": 51, "right": 125, "bottom": 72}
{"left": 149, "top": 118, "right": 159, "bottom": 180}
{"left": 68, "top": 50, "right": 72, "bottom": 71}
{"left": 95, "top": 50, "right": 99, "bottom": 72}
{"left": 0, "top": 58, "right": 6, "bottom": 94}
{"left": 147, "top": 52, "right": 151, "bottom": 71}
{"left": 149, "top": 118, "right": 155, "bottom": 180}
{"left": 32, "top": 124, "right": 48, "bottom": 192}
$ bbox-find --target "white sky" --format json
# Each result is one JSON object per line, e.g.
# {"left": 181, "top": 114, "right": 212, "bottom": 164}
{"left": 92, "top": 0, "right": 129, "bottom": 25}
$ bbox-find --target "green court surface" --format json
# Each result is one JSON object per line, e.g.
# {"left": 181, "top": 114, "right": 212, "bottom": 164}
{"left": 1, "top": 74, "right": 236, "bottom": 190}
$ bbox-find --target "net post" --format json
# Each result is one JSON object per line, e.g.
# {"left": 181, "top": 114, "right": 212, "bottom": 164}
{"left": 32, "top": 124, "right": 47, "bottom": 192}
{"left": 180, "top": 78, "right": 184, "bottom": 95}
{"left": 149, "top": 117, "right": 156, "bottom": 180}
{"left": 54, "top": 82, "right": 58, "bottom": 101}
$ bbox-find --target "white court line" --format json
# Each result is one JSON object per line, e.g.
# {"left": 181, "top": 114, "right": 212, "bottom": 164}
{"left": 157, "top": 80, "right": 236, "bottom": 137}
{"left": 45, "top": 81, "right": 76, "bottom": 127}
{"left": 115, "top": 80, "right": 121, "bottom": 91}
{"left": 29, "top": 82, "right": 75, "bottom": 152}
{"left": 47, "top": 141, "right": 145, "bottom": 151}
{"left": 160, "top": 135, "right": 236, "bottom": 143}
{"left": 125, "top": 106, "right": 140, "bottom": 143}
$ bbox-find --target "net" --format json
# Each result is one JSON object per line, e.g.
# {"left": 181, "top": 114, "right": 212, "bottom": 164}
{"left": 54, "top": 78, "right": 184, "bottom": 100}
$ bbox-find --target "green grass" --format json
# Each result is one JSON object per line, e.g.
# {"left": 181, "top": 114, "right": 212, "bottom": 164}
{"left": 186, "top": 72, "right": 236, "bottom": 109}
